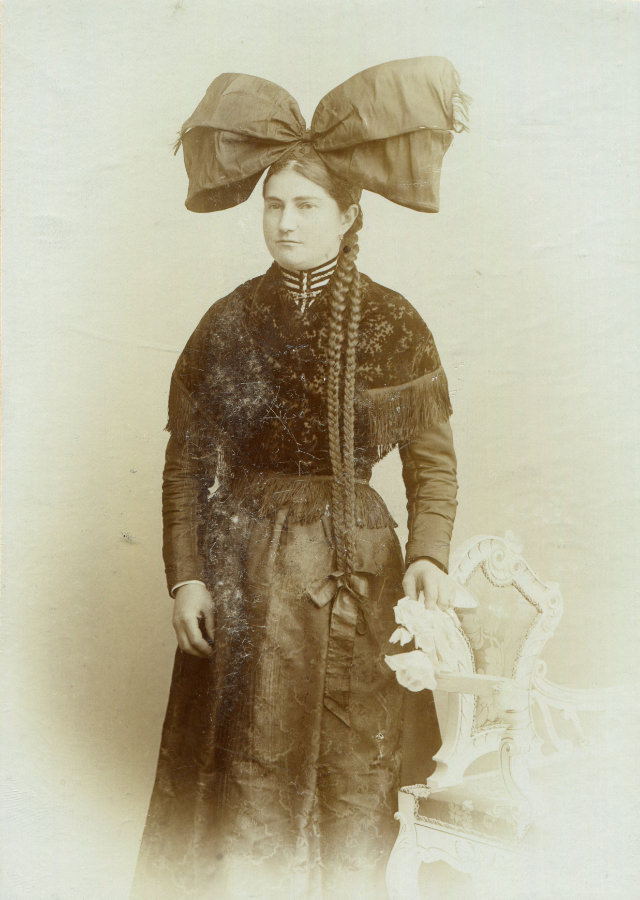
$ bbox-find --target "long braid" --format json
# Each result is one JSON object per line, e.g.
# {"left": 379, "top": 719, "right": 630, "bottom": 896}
{"left": 326, "top": 269, "right": 347, "bottom": 572}
{"left": 327, "top": 209, "right": 363, "bottom": 574}
{"left": 339, "top": 223, "right": 363, "bottom": 572}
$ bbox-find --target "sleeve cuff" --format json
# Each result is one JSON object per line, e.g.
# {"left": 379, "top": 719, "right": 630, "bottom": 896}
{"left": 405, "top": 555, "right": 449, "bottom": 575}
{"left": 170, "top": 579, "right": 206, "bottom": 597}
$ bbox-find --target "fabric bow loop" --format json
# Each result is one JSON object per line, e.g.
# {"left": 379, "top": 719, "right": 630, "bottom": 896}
{"left": 176, "top": 57, "right": 469, "bottom": 214}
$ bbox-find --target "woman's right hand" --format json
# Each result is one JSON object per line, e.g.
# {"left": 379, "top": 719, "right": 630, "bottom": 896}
{"left": 172, "top": 582, "right": 215, "bottom": 658}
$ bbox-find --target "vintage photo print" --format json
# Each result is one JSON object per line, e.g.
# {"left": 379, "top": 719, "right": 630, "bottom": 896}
{"left": 2, "top": 1, "right": 638, "bottom": 898}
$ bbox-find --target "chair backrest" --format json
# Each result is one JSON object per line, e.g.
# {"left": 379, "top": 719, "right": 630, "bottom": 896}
{"left": 428, "top": 533, "right": 563, "bottom": 788}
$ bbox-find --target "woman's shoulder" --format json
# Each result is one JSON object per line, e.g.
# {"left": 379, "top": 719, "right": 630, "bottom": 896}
{"left": 357, "top": 273, "right": 443, "bottom": 388}
{"left": 173, "top": 275, "right": 265, "bottom": 386}
{"left": 359, "top": 273, "right": 434, "bottom": 333}
{"left": 360, "top": 272, "right": 403, "bottom": 300}
{"left": 189, "top": 274, "right": 262, "bottom": 337}
{"left": 361, "top": 273, "right": 427, "bottom": 317}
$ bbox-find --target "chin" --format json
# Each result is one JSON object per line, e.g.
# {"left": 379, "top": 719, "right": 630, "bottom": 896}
{"left": 274, "top": 249, "right": 309, "bottom": 270}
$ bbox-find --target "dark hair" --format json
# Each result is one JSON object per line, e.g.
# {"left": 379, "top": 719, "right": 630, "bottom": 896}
{"left": 264, "top": 146, "right": 363, "bottom": 574}
{"left": 263, "top": 143, "right": 360, "bottom": 211}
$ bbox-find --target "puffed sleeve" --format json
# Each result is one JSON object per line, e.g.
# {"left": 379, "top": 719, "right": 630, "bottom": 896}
{"left": 399, "top": 419, "right": 458, "bottom": 572}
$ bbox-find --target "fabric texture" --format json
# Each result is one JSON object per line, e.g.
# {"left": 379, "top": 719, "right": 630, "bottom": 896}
{"left": 175, "top": 57, "right": 469, "bottom": 213}
{"left": 132, "top": 268, "right": 457, "bottom": 899}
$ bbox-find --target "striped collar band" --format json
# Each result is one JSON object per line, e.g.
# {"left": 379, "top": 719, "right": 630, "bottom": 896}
{"left": 278, "top": 255, "right": 338, "bottom": 311}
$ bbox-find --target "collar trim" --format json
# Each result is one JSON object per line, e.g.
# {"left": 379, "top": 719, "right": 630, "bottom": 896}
{"left": 279, "top": 255, "right": 339, "bottom": 312}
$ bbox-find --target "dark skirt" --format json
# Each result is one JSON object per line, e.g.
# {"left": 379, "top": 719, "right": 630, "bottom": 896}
{"left": 132, "top": 490, "right": 440, "bottom": 899}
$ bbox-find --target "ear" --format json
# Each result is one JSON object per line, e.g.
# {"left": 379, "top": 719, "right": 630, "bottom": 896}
{"left": 340, "top": 203, "right": 359, "bottom": 235}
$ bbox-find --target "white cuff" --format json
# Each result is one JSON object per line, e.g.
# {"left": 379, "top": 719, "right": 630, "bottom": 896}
{"left": 171, "top": 579, "right": 206, "bottom": 597}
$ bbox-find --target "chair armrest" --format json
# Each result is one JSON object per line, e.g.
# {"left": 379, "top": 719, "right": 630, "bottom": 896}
{"left": 435, "top": 672, "right": 528, "bottom": 710}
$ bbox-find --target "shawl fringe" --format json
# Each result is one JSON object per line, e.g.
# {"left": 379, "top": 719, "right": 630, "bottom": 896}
{"left": 214, "top": 474, "right": 396, "bottom": 529}
{"left": 360, "top": 367, "right": 453, "bottom": 447}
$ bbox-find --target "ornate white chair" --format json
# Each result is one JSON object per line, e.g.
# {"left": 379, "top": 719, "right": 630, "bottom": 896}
{"left": 386, "top": 533, "right": 566, "bottom": 899}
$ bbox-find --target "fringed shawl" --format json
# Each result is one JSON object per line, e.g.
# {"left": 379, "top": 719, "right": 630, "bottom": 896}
{"left": 166, "top": 265, "right": 452, "bottom": 513}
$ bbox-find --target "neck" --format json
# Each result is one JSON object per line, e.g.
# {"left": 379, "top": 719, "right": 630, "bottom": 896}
{"left": 278, "top": 255, "right": 339, "bottom": 310}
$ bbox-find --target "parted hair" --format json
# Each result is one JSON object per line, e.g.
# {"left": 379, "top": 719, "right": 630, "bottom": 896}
{"left": 264, "top": 147, "right": 363, "bottom": 574}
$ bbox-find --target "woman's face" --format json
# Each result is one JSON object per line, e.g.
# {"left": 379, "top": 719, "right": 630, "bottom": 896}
{"left": 263, "top": 167, "right": 357, "bottom": 271}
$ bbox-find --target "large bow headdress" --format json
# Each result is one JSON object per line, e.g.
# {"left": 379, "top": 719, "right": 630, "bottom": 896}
{"left": 175, "top": 56, "right": 469, "bottom": 214}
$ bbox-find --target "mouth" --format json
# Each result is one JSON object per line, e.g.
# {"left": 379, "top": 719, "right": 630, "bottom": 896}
{"left": 277, "top": 240, "right": 300, "bottom": 245}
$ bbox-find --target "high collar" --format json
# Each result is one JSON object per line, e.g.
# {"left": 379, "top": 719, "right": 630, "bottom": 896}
{"left": 278, "top": 255, "right": 339, "bottom": 312}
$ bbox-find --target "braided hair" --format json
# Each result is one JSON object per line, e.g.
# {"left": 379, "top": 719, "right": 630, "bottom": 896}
{"left": 263, "top": 146, "right": 363, "bottom": 574}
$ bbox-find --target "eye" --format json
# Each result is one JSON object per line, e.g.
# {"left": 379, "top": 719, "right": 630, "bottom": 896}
{"left": 297, "top": 202, "right": 315, "bottom": 210}
{"left": 265, "top": 200, "right": 282, "bottom": 210}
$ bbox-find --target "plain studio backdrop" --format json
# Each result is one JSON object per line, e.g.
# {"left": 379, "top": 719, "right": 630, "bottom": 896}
{"left": 2, "top": 1, "right": 639, "bottom": 897}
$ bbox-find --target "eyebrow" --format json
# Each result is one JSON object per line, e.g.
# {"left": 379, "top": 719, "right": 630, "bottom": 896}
{"left": 263, "top": 194, "right": 321, "bottom": 202}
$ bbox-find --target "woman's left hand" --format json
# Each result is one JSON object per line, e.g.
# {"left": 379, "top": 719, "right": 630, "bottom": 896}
{"left": 402, "top": 559, "right": 456, "bottom": 611}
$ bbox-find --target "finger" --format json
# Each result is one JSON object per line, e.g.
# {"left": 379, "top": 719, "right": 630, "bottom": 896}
{"left": 175, "top": 626, "right": 193, "bottom": 655}
{"left": 433, "top": 588, "right": 448, "bottom": 610}
{"left": 429, "top": 576, "right": 451, "bottom": 610}
{"left": 402, "top": 572, "right": 418, "bottom": 603}
{"left": 202, "top": 605, "right": 215, "bottom": 646}
{"left": 184, "top": 617, "right": 214, "bottom": 657}
{"left": 421, "top": 575, "right": 438, "bottom": 609}
{"left": 172, "top": 620, "right": 187, "bottom": 650}
{"left": 174, "top": 624, "right": 193, "bottom": 654}
{"left": 442, "top": 580, "right": 457, "bottom": 610}
{"left": 173, "top": 620, "right": 209, "bottom": 658}
{"left": 178, "top": 631, "right": 210, "bottom": 658}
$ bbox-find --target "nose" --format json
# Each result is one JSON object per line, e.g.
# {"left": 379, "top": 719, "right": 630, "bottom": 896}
{"left": 278, "top": 204, "right": 297, "bottom": 233}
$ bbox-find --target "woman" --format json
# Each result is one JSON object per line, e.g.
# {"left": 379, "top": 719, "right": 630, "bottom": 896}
{"left": 133, "top": 58, "right": 467, "bottom": 899}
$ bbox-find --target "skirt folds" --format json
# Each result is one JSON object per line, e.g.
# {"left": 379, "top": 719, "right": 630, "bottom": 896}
{"left": 132, "top": 482, "right": 440, "bottom": 899}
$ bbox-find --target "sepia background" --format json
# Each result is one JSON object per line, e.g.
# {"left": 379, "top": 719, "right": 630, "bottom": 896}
{"left": 2, "top": 0, "right": 639, "bottom": 896}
